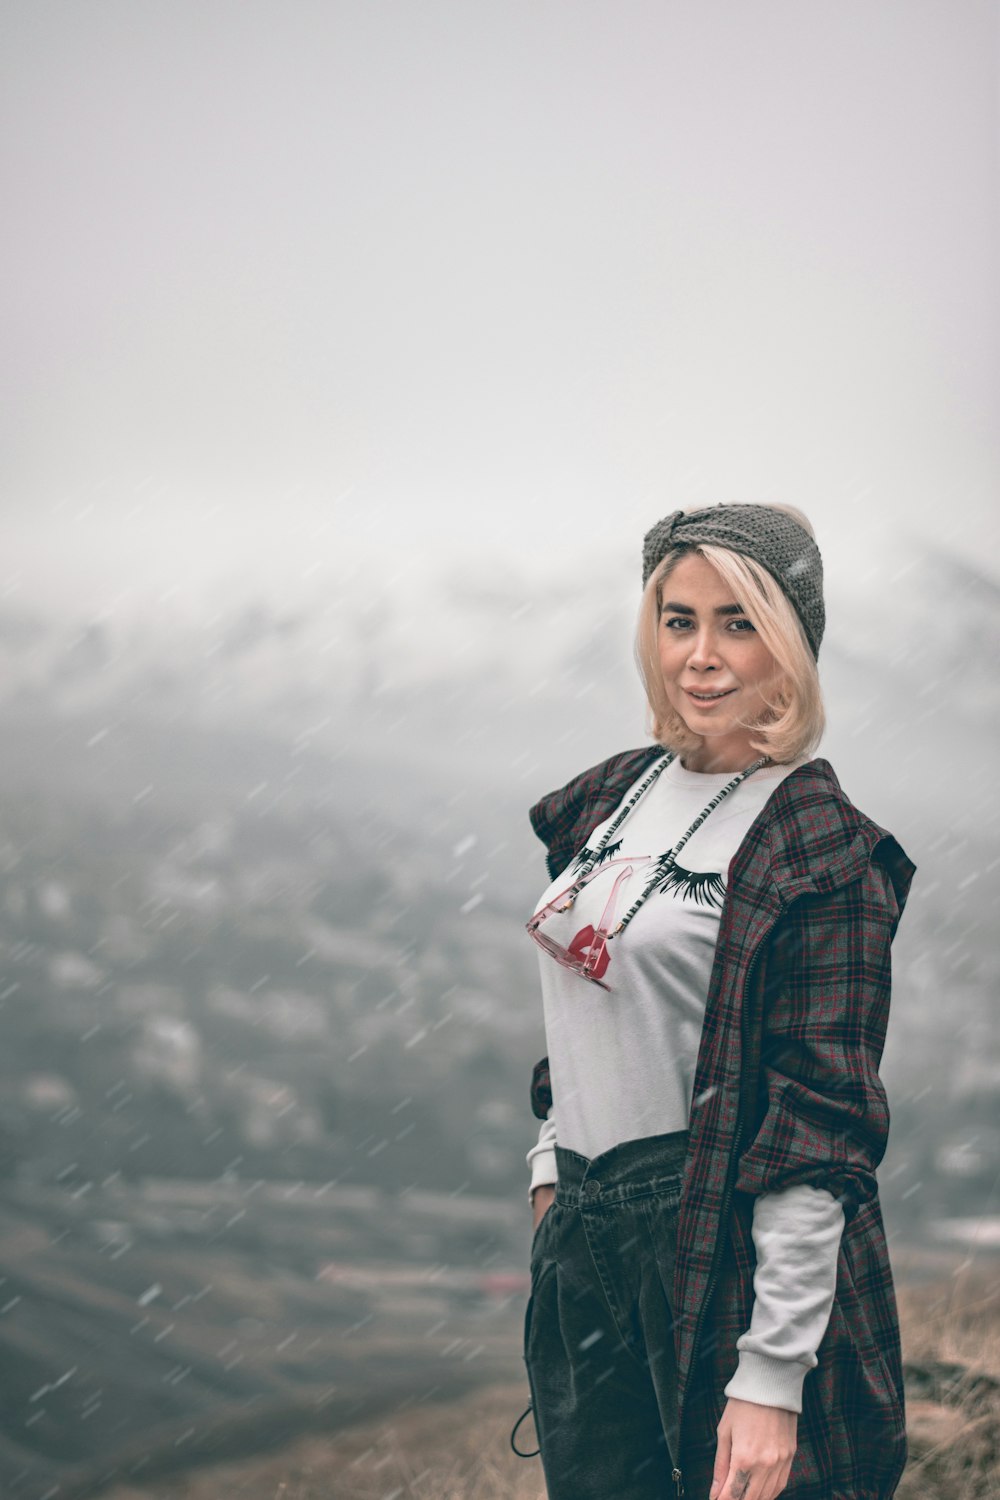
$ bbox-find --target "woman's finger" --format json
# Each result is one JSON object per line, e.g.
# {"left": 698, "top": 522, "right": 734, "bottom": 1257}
{"left": 720, "top": 1461, "right": 756, "bottom": 1500}
{"left": 709, "top": 1423, "right": 732, "bottom": 1500}
{"left": 719, "top": 1452, "right": 785, "bottom": 1500}
{"left": 760, "top": 1439, "right": 796, "bottom": 1500}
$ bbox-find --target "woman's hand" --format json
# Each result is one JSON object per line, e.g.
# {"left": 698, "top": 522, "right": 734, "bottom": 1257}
{"left": 710, "top": 1396, "right": 797, "bottom": 1500}
{"left": 531, "top": 1183, "right": 555, "bottom": 1232}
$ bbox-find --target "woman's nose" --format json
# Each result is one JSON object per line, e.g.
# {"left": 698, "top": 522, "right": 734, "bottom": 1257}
{"left": 685, "top": 628, "right": 722, "bottom": 668}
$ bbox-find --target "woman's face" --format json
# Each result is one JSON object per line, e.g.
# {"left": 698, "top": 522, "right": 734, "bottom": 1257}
{"left": 657, "top": 552, "right": 782, "bottom": 771}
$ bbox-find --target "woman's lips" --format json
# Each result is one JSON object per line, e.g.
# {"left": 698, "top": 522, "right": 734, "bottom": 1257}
{"left": 685, "top": 687, "right": 737, "bottom": 707}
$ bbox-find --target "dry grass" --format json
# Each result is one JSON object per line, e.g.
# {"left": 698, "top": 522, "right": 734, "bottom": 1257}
{"left": 896, "top": 1261, "right": 1000, "bottom": 1370}
{"left": 894, "top": 1264, "right": 1000, "bottom": 1500}
{"left": 101, "top": 1380, "right": 546, "bottom": 1500}
{"left": 101, "top": 1264, "right": 1000, "bottom": 1500}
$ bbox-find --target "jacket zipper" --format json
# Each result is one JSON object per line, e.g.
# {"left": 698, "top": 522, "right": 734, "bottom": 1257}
{"left": 671, "top": 936, "right": 766, "bottom": 1500}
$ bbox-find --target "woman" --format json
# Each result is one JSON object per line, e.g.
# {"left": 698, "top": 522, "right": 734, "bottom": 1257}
{"left": 510, "top": 503, "right": 916, "bottom": 1500}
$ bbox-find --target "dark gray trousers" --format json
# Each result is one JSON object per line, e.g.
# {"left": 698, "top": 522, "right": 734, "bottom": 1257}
{"left": 523, "top": 1130, "right": 689, "bottom": 1500}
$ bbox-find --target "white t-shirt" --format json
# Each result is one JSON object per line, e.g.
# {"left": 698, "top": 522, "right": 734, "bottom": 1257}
{"left": 526, "top": 751, "right": 845, "bottom": 1414}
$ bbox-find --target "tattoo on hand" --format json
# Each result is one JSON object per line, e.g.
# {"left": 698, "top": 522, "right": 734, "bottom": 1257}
{"left": 732, "top": 1470, "right": 752, "bottom": 1500}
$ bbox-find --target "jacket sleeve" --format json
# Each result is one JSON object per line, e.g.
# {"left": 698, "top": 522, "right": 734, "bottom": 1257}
{"left": 530, "top": 1055, "right": 552, "bottom": 1121}
{"left": 733, "top": 856, "right": 905, "bottom": 1226}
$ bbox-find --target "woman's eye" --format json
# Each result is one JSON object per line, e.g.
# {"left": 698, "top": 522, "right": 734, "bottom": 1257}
{"left": 660, "top": 615, "right": 755, "bottom": 632}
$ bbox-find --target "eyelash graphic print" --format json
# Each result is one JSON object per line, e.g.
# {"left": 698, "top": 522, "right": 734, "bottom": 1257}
{"left": 571, "top": 840, "right": 624, "bottom": 872}
{"left": 571, "top": 842, "right": 725, "bottom": 910}
{"left": 652, "top": 859, "right": 726, "bottom": 910}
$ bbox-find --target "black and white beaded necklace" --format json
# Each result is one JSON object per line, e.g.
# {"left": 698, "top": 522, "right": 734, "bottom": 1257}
{"left": 563, "top": 749, "right": 771, "bottom": 938}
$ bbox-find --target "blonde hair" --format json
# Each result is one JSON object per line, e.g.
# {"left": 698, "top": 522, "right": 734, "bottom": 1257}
{"left": 633, "top": 503, "right": 825, "bottom": 764}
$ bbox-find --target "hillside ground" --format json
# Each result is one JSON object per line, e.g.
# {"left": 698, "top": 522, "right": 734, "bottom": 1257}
{"left": 99, "top": 1260, "right": 999, "bottom": 1500}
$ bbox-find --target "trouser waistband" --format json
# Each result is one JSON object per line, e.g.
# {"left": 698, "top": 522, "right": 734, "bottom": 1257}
{"left": 554, "top": 1129, "right": 690, "bottom": 1208}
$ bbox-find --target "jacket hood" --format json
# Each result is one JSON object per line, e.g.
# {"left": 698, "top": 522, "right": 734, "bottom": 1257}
{"left": 756, "top": 757, "right": 917, "bottom": 916}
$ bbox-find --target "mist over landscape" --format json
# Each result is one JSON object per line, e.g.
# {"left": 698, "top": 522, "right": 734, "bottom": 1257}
{"left": 0, "top": 529, "right": 996, "bottom": 1494}
{"left": 2, "top": 524, "right": 997, "bottom": 1213}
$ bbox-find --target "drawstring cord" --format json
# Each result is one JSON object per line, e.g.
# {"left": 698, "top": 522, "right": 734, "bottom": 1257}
{"left": 510, "top": 1400, "right": 540, "bottom": 1457}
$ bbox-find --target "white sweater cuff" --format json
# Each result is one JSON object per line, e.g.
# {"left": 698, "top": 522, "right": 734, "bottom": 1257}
{"left": 723, "top": 1350, "right": 812, "bottom": 1414}
{"left": 526, "top": 1112, "right": 558, "bottom": 1203}
{"left": 527, "top": 1146, "right": 558, "bottom": 1201}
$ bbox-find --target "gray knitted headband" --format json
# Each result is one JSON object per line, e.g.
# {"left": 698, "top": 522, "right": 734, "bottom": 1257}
{"left": 641, "top": 503, "right": 825, "bottom": 659}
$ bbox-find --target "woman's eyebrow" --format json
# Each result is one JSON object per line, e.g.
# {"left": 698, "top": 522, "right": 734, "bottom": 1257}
{"left": 661, "top": 600, "right": 745, "bottom": 616}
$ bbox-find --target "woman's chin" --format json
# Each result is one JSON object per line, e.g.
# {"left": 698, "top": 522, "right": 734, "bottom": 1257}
{"left": 678, "top": 711, "right": 738, "bottom": 739}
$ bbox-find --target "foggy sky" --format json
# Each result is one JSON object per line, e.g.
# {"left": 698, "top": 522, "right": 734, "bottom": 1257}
{"left": 2, "top": 0, "right": 997, "bottom": 624}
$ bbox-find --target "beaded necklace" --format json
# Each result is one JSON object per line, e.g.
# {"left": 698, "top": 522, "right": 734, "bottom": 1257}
{"left": 559, "top": 749, "right": 771, "bottom": 939}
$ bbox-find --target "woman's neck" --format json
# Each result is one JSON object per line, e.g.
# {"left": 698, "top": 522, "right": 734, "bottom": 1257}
{"left": 680, "top": 740, "right": 766, "bottom": 774}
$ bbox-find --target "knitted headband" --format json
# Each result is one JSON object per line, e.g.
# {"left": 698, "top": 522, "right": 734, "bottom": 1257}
{"left": 641, "top": 502, "right": 825, "bottom": 659}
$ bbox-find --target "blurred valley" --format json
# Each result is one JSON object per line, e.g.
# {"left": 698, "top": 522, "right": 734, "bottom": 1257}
{"left": 0, "top": 536, "right": 997, "bottom": 1496}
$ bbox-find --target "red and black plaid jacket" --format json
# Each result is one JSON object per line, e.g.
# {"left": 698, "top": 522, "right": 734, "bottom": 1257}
{"left": 527, "top": 744, "right": 917, "bottom": 1500}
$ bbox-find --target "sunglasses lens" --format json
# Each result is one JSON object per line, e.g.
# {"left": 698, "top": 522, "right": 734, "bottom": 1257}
{"left": 526, "top": 926, "right": 611, "bottom": 988}
{"left": 526, "top": 863, "right": 635, "bottom": 992}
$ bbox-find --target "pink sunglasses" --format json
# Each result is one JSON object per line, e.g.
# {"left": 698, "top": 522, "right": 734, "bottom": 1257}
{"left": 525, "top": 856, "right": 647, "bottom": 990}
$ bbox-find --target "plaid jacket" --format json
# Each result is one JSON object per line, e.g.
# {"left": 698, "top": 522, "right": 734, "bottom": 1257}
{"left": 527, "top": 745, "right": 917, "bottom": 1500}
